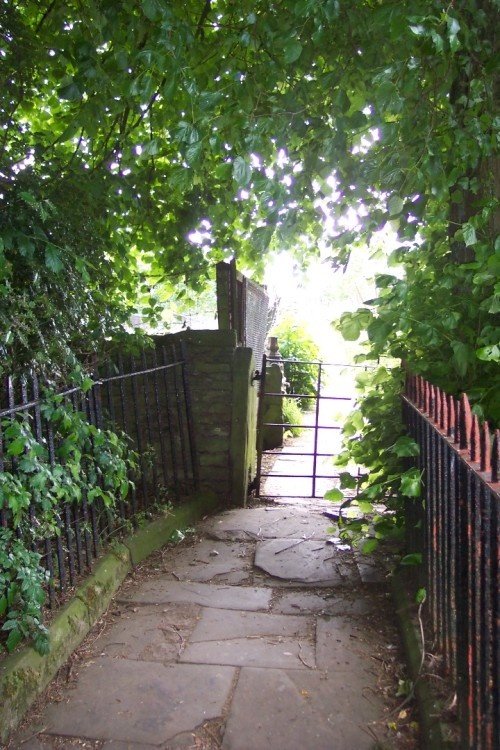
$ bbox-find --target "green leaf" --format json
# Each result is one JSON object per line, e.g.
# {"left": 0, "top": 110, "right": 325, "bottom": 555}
{"left": 339, "top": 472, "right": 358, "bottom": 489}
{"left": 283, "top": 39, "right": 303, "bottom": 64}
{"left": 400, "top": 553, "right": 422, "bottom": 566}
{"left": 462, "top": 223, "right": 477, "bottom": 247}
{"left": 324, "top": 488, "right": 343, "bottom": 502}
{"left": 7, "top": 438, "right": 26, "bottom": 456}
{"left": 447, "top": 15, "right": 461, "bottom": 52}
{"left": 338, "top": 317, "right": 360, "bottom": 341}
{"left": 185, "top": 141, "right": 203, "bottom": 165}
{"left": 391, "top": 436, "right": 420, "bottom": 457}
{"left": 141, "top": 0, "right": 160, "bottom": 20}
{"left": 6, "top": 627, "right": 22, "bottom": 652}
{"left": 388, "top": 195, "right": 404, "bottom": 216}
{"left": 415, "top": 587, "right": 426, "bottom": 604}
{"left": 400, "top": 470, "right": 421, "bottom": 497}
{"left": 58, "top": 82, "right": 82, "bottom": 101}
{"left": 81, "top": 376, "right": 94, "bottom": 393}
{"left": 232, "top": 156, "right": 252, "bottom": 186}
{"left": 358, "top": 499, "right": 373, "bottom": 513}
{"left": 45, "top": 244, "right": 64, "bottom": 273}
{"left": 0, "top": 595, "right": 7, "bottom": 617}
{"left": 476, "top": 344, "right": 500, "bottom": 362}
{"left": 361, "top": 538, "right": 378, "bottom": 554}
{"left": 452, "top": 340, "right": 471, "bottom": 377}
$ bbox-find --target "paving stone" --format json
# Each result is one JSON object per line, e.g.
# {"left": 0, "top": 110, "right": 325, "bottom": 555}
{"left": 315, "top": 616, "right": 375, "bottom": 674}
{"left": 91, "top": 603, "right": 200, "bottom": 662}
{"left": 200, "top": 507, "right": 330, "bottom": 541}
{"left": 254, "top": 538, "right": 357, "bottom": 586}
{"left": 272, "top": 590, "right": 381, "bottom": 616}
{"left": 355, "top": 557, "right": 389, "bottom": 584}
{"left": 180, "top": 634, "right": 315, "bottom": 670}
{"left": 118, "top": 580, "right": 272, "bottom": 611}
{"left": 103, "top": 741, "right": 157, "bottom": 749}
{"left": 189, "top": 608, "right": 313, "bottom": 642}
{"left": 15, "top": 736, "right": 102, "bottom": 750}
{"left": 160, "top": 539, "right": 253, "bottom": 583}
{"left": 222, "top": 667, "right": 381, "bottom": 750}
{"left": 40, "top": 659, "right": 235, "bottom": 745}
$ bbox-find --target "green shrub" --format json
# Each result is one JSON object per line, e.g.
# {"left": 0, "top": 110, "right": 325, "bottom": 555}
{"left": 271, "top": 319, "right": 320, "bottom": 408}
{"left": 282, "top": 398, "right": 303, "bottom": 437}
{"left": 0, "top": 529, "right": 50, "bottom": 654}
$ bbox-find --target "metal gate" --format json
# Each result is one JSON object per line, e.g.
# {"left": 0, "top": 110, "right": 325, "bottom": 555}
{"left": 255, "top": 355, "right": 357, "bottom": 498}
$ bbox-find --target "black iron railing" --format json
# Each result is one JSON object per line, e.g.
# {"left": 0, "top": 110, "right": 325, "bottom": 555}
{"left": 403, "top": 374, "right": 499, "bottom": 750}
{"left": 0, "top": 343, "right": 197, "bottom": 607}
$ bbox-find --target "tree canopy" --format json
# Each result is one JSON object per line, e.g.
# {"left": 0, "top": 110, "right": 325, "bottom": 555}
{"left": 1, "top": 0, "right": 498, "bottom": 403}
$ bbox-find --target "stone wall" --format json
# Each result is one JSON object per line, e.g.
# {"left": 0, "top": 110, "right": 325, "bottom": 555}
{"left": 155, "top": 330, "right": 256, "bottom": 506}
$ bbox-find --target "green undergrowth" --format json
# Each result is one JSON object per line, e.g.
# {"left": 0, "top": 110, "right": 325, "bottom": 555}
{"left": 282, "top": 397, "right": 304, "bottom": 437}
{"left": 0, "top": 389, "right": 138, "bottom": 656}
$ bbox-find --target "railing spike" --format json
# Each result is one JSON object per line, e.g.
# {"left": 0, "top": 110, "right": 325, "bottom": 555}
{"left": 459, "top": 393, "right": 472, "bottom": 451}
{"left": 416, "top": 376, "right": 423, "bottom": 409}
{"left": 447, "top": 394, "right": 455, "bottom": 440}
{"left": 435, "top": 386, "right": 442, "bottom": 425}
{"left": 480, "top": 422, "right": 491, "bottom": 474}
{"left": 441, "top": 388, "right": 448, "bottom": 432}
{"left": 424, "top": 380, "right": 431, "bottom": 414}
{"left": 492, "top": 430, "right": 499, "bottom": 483}
{"left": 470, "top": 414, "right": 480, "bottom": 463}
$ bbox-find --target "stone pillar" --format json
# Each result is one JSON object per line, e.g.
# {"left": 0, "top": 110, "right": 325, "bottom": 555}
{"left": 262, "top": 336, "right": 285, "bottom": 450}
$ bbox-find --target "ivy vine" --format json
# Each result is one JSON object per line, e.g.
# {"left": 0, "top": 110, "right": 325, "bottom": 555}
{"left": 0, "top": 392, "right": 137, "bottom": 655}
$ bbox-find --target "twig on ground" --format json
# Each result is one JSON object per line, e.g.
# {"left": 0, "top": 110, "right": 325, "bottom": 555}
{"left": 274, "top": 534, "right": 315, "bottom": 555}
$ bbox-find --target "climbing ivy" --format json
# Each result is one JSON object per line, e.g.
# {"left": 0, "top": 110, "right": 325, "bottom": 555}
{"left": 0, "top": 392, "right": 137, "bottom": 654}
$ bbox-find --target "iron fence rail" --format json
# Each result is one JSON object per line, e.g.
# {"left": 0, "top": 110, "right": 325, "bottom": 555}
{"left": 0, "top": 344, "right": 197, "bottom": 608}
{"left": 403, "top": 374, "right": 499, "bottom": 750}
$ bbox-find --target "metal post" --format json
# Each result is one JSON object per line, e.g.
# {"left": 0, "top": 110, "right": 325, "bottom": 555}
{"left": 312, "top": 362, "right": 322, "bottom": 498}
{"left": 255, "top": 354, "right": 267, "bottom": 497}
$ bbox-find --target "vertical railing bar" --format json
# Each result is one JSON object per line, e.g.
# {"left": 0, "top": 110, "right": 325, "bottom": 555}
{"left": 82, "top": 386, "right": 97, "bottom": 566}
{"left": 151, "top": 348, "right": 170, "bottom": 491}
{"left": 179, "top": 340, "right": 198, "bottom": 491}
{"left": 27, "top": 375, "right": 54, "bottom": 607}
{"left": 43, "top": 380, "right": 67, "bottom": 596}
{"left": 311, "top": 362, "right": 322, "bottom": 498}
{"left": 170, "top": 345, "right": 189, "bottom": 490}
{"left": 130, "top": 356, "right": 149, "bottom": 509}
{"left": 116, "top": 356, "right": 136, "bottom": 518}
{"left": 471, "top": 473, "right": 482, "bottom": 749}
{"left": 140, "top": 350, "right": 158, "bottom": 502}
{"left": 160, "top": 345, "right": 180, "bottom": 500}
{"left": 255, "top": 354, "right": 267, "bottom": 497}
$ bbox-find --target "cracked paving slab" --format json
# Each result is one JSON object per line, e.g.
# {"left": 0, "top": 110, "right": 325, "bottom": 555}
{"left": 221, "top": 666, "right": 382, "bottom": 750}
{"left": 159, "top": 539, "right": 254, "bottom": 585}
{"left": 188, "top": 608, "right": 313, "bottom": 642}
{"left": 89, "top": 603, "right": 200, "bottom": 662}
{"left": 180, "top": 606, "right": 316, "bottom": 670}
{"left": 272, "top": 589, "right": 391, "bottom": 616}
{"left": 117, "top": 580, "right": 272, "bottom": 611}
{"left": 180, "top": 636, "right": 315, "bottom": 670}
{"left": 254, "top": 538, "right": 359, "bottom": 587}
{"left": 33, "top": 659, "right": 235, "bottom": 745}
{"left": 199, "top": 507, "right": 331, "bottom": 542}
